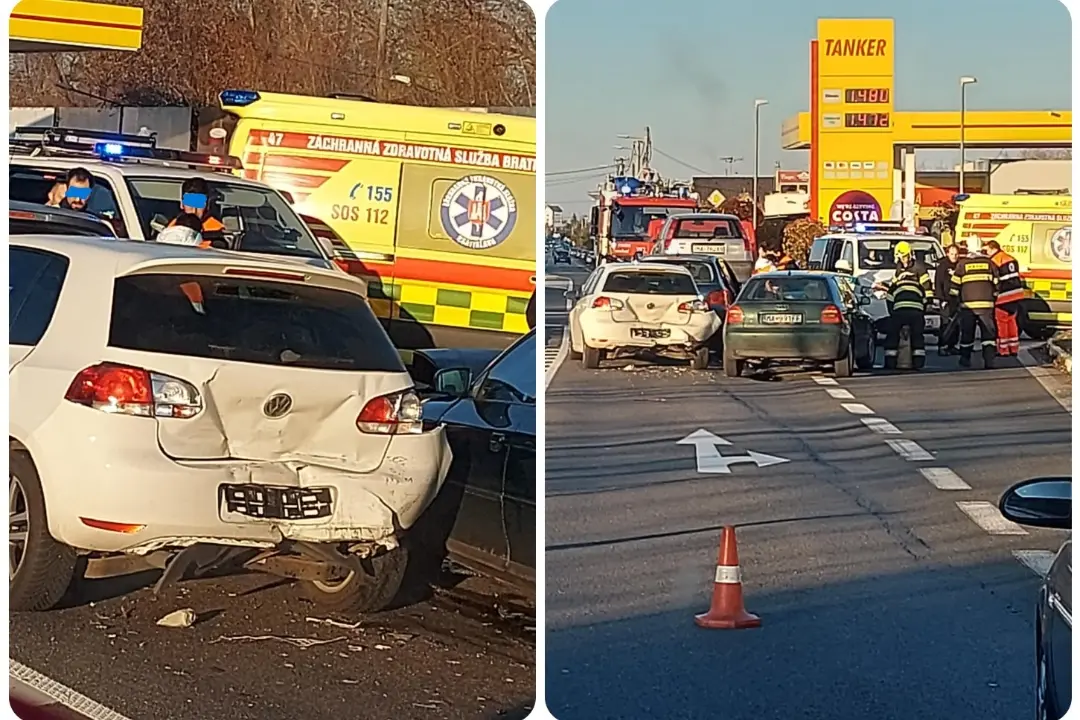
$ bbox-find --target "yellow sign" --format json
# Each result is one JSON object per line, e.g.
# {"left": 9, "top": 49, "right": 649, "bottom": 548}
{"left": 707, "top": 189, "right": 725, "bottom": 207}
{"left": 815, "top": 18, "right": 895, "bottom": 225}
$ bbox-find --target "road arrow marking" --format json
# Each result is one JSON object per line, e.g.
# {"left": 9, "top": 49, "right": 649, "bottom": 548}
{"left": 677, "top": 429, "right": 789, "bottom": 474}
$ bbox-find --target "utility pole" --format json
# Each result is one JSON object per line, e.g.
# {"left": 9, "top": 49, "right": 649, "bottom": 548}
{"left": 719, "top": 156, "right": 743, "bottom": 175}
{"left": 374, "top": 0, "right": 392, "bottom": 101}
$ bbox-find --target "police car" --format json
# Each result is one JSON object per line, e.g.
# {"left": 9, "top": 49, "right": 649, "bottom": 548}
{"left": 806, "top": 222, "right": 945, "bottom": 336}
{"left": 9, "top": 126, "right": 336, "bottom": 271}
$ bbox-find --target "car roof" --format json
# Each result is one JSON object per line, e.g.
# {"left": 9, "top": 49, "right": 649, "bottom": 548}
{"left": 9, "top": 200, "right": 112, "bottom": 225}
{"left": 821, "top": 232, "right": 932, "bottom": 242}
{"left": 10, "top": 155, "right": 271, "bottom": 187}
{"left": 666, "top": 212, "right": 741, "bottom": 221}
{"left": 747, "top": 269, "right": 837, "bottom": 280}
{"left": 641, "top": 254, "right": 720, "bottom": 264}
{"left": 11, "top": 234, "right": 363, "bottom": 290}
{"left": 604, "top": 262, "right": 693, "bottom": 275}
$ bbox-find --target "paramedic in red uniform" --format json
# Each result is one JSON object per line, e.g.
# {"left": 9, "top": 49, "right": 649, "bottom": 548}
{"left": 984, "top": 239, "right": 1024, "bottom": 357}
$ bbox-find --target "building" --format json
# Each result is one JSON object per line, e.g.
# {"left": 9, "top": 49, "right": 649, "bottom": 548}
{"left": 545, "top": 204, "right": 563, "bottom": 229}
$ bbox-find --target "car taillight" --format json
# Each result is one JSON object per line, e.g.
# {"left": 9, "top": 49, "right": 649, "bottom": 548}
{"left": 356, "top": 389, "right": 423, "bottom": 435}
{"left": 727, "top": 305, "right": 744, "bottom": 324}
{"left": 705, "top": 290, "right": 729, "bottom": 308}
{"left": 820, "top": 305, "right": 843, "bottom": 324}
{"left": 593, "top": 296, "right": 624, "bottom": 310}
{"left": 64, "top": 363, "right": 203, "bottom": 418}
{"left": 332, "top": 258, "right": 350, "bottom": 273}
{"left": 678, "top": 300, "right": 708, "bottom": 313}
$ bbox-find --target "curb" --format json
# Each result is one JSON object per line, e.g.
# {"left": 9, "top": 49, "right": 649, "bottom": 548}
{"left": 1046, "top": 332, "right": 1072, "bottom": 375}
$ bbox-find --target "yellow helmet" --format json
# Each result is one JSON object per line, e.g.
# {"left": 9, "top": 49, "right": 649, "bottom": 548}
{"left": 894, "top": 240, "right": 912, "bottom": 260}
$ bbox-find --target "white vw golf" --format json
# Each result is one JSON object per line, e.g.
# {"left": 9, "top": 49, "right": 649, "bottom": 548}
{"left": 566, "top": 263, "right": 721, "bottom": 369}
{"left": 10, "top": 235, "right": 452, "bottom": 614}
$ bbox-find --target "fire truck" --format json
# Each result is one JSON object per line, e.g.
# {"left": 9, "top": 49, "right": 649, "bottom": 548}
{"left": 588, "top": 175, "right": 699, "bottom": 261}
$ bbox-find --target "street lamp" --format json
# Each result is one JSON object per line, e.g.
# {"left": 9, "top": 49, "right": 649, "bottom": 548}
{"left": 959, "top": 77, "right": 977, "bottom": 194}
{"left": 753, "top": 99, "right": 769, "bottom": 232}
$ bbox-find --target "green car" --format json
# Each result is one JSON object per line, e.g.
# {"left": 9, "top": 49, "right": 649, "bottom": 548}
{"left": 722, "top": 271, "right": 877, "bottom": 378}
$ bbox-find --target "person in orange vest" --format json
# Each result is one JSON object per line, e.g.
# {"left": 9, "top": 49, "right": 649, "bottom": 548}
{"left": 157, "top": 213, "right": 205, "bottom": 247}
{"left": 773, "top": 248, "right": 798, "bottom": 271}
{"left": 984, "top": 239, "right": 1024, "bottom": 356}
{"left": 168, "top": 177, "right": 226, "bottom": 248}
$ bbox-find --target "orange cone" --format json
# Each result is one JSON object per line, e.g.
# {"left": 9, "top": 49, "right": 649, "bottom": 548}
{"left": 695, "top": 525, "right": 761, "bottom": 629}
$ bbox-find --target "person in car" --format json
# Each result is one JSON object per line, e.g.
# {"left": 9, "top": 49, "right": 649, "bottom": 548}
{"left": 169, "top": 177, "right": 226, "bottom": 239}
{"left": 45, "top": 180, "right": 67, "bottom": 208}
{"left": 156, "top": 213, "right": 207, "bottom": 247}
{"left": 59, "top": 167, "right": 95, "bottom": 212}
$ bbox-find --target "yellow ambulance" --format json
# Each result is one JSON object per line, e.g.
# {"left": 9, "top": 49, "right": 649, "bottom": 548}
{"left": 954, "top": 193, "right": 1071, "bottom": 339}
{"left": 219, "top": 89, "right": 536, "bottom": 351}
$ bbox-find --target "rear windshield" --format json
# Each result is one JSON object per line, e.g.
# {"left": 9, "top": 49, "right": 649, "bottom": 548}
{"left": 670, "top": 217, "right": 743, "bottom": 239}
{"left": 858, "top": 239, "right": 942, "bottom": 270}
{"left": 108, "top": 273, "right": 405, "bottom": 372}
{"left": 647, "top": 260, "right": 716, "bottom": 285}
{"left": 602, "top": 271, "right": 697, "bottom": 295}
{"left": 741, "top": 276, "right": 833, "bottom": 302}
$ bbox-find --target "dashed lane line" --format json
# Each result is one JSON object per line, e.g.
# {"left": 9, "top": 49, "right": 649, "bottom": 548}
{"left": 824, "top": 387, "right": 854, "bottom": 400}
{"left": 840, "top": 402, "right": 875, "bottom": 415}
{"left": 885, "top": 438, "right": 934, "bottom": 462}
{"left": 861, "top": 417, "right": 903, "bottom": 435}
{"left": 955, "top": 501, "right": 1029, "bottom": 536}
{"left": 545, "top": 328, "right": 569, "bottom": 388}
{"left": 918, "top": 467, "right": 971, "bottom": 491}
{"left": 812, "top": 376, "right": 839, "bottom": 386}
{"left": 1013, "top": 550, "right": 1056, "bottom": 577}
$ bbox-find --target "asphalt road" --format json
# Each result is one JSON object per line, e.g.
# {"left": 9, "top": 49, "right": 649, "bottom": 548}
{"left": 11, "top": 556, "right": 534, "bottom": 719}
{"left": 545, "top": 271, "right": 1071, "bottom": 720}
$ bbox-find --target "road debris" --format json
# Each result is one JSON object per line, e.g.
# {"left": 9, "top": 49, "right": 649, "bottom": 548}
{"left": 209, "top": 634, "right": 347, "bottom": 649}
{"left": 156, "top": 608, "right": 197, "bottom": 628}
{"left": 306, "top": 616, "right": 364, "bottom": 630}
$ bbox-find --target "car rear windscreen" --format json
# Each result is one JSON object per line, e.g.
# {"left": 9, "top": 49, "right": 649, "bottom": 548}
{"left": 741, "top": 277, "right": 833, "bottom": 302}
{"left": 602, "top": 271, "right": 697, "bottom": 295}
{"left": 108, "top": 273, "right": 405, "bottom": 372}
{"left": 650, "top": 260, "right": 715, "bottom": 285}
{"left": 671, "top": 218, "right": 743, "bottom": 239}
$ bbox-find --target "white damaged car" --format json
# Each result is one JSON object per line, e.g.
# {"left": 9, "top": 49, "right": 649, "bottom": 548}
{"left": 566, "top": 262, "right": 721, "bottom": 369}
{"left": 9, "top": 236, "right": 451, "bottom": 613}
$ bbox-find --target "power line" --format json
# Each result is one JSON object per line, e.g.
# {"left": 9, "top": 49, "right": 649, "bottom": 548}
{"left": 547, "top": 164, "right": 614, "bottom": 177}
{"left": 652, "top": 147, "right": 712, "bottom": 175}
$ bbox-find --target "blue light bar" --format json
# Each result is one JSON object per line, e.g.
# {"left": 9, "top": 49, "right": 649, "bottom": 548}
{"left": 220, "top": 89, "right": 261, "bottom": 107}
{"left": 101, "top": 142, "right": 125, "bottom": 156}
{"left": 953, "top": 193, "right": 970, "bottom": 203}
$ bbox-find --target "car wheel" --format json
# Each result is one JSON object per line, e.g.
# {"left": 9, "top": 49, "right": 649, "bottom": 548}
{"left": 722, "top": 345, "right": 743, "bottom": 378}
{"left": 855, "top": 329, "right": 876, "bottom": 370}
{"left": 583, "top": 344, "right": 601, "bottom": 369}
{"left": 833, "top": 339, "right": 854, "bottom": 378}
{"left": 303, "top": 546, "right": 408, "bottom": 614}
{"left": 9, "top": 451, "right": 78, "bottom": 611}
{"left": 690, "top": 346, "right": 709, "bottom": 370}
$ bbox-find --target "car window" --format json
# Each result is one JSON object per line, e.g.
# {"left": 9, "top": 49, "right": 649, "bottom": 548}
{"left": 474, "top": 331, "right": 535, "bottom": 405}
{"left": 841, "top": 240, "right": 855, "bottom": 267}
{"left": 10, "top": 246, "right": 70, "bottom": 346}
{"left": 108, "top": 273, "right": 405, "bottom": 372}
{"left": 741, "top": 276, "right": 833, "bottom": 302}
{"left": 834, "top": 276, "right": 857, "bottom": 305}
{"left": 647, "top": 259, "right": 716, "bottom": 285}
{"left": 602, "top": 270, "right": 697, "bottom": 295}
{"left": 808, "top": 237, "right": 829, "bottom": 269}
{"left": 9, "top": 218, "right": 113, "bottom": 237}
{"left": 84, "top": 179, "right": 129, "bottom": 237}
{"left": 580, "top": 268, "right": 603, "bottom": 296}
{"left": 670, "top": 217, "right": 743, "bottom": 239}
{"left": 858, "top": 238, "right": 942, "bottom": 270}
{"left": 9, "top": 166, "right": 129, "bottom": 238}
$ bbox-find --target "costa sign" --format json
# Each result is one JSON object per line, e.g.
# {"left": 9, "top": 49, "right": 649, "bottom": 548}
{"left": 829, "top": 190, "right": 882, "bottom": 225}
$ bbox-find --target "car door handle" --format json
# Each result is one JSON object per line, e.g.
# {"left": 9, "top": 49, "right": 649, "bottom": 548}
{"left": 489, "top": 432, "right": 506, "bottom": 454}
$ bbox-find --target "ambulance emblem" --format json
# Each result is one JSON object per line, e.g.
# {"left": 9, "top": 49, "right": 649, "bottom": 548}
{"left": 1049, "top": 226, "right": 1071, "bottom": 263}
{"left": 440, "top": 175, "right": 518, "bottom": 250}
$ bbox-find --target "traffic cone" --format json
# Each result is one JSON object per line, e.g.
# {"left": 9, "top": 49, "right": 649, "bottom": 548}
{"left": 695, "top": 526, "right": 761, "bottom": 630}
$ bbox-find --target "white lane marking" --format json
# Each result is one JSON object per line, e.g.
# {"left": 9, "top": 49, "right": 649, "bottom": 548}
{"left": 956, "top": 501, "right": 1029, "bottom": 535}
{"left": 885, "top": 438, "right": 934, "bottom": 461}
{"left": 813, "top": 376, "right": 839, "bottom": 386}
{"left": 1013, "top": 550, "right": 1056, "bottom": 577}
{"left": 545, "top": 330, "right": 569, "bottom": 389}
{"left": 11, "top": 659, "right": 134, "bottom": 720}
{"left": 825, "top": 387, "right": 854, "bottom": 400}
{"left": 919, "top": 467, "right": 971, "bottom": 491}
{"left": 861, "top": 417, "right": 902, "bottom": 435}
{"left": 1018, "top": 344, "right": 1071, "bottom": 414}
{"left": 840, "top": 402, "right": 874, "bottom": 415}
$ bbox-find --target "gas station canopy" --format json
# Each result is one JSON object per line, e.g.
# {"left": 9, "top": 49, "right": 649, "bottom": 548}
{"left": 10, "top": 0, "right": 143, "bottom": 53}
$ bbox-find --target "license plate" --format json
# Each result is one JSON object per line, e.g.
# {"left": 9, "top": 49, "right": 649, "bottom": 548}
{"left": 761, "top": 313, "right": 803, "bottom": 324}
{"left": 222, "top": 484, "right": 333, "bottom": 520}
{"left": 691, "top": 243, "right": 725, "bottom": 254}
{"left": 631, "top": 328, "right": 670, "bottom": 339}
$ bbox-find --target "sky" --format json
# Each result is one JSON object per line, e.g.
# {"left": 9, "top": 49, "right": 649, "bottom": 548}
{"left": 544, "top": 0, "right": 1073, "bottom": 214}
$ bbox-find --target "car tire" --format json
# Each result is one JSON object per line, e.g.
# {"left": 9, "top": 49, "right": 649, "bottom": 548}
{"left": 722, "top": 345, "right": 743, "bottom": 378}
{"left": 302, "top": 546, "right": 408, "bottom": 614}
{"left": 690, "top": 346, "right": 709, "bottom": 370}
{"left": 833, "top": 340, "right": 854, "bottom": 378}
{"left": 855, "top": 329, "right": 876, "bottom": 370}
{"left": 583, "top": 344, "right": 601, "bottom": 369}
{"left": 9, "top": 451, "right": 78, "bottom": 612}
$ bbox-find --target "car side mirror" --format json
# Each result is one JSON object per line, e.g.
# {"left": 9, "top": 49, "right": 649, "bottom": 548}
{"left": 999, "top": 477, "right": 1071, "bottom": 530}
{"left": 433, "top": 368, "right": 472, "bottom": 398}
{"left": 835, "top": 259, "right": 853, "bottom": 274}
{"left": 564, "top": 288, "right": 578, "bottom": 301}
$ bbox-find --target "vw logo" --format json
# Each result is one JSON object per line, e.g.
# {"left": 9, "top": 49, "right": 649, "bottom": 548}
{"left": 775, "top": 304, "right": 789, "bottom": 311}
{"left": 262, "top": 393, "right": 293, "bottom": 418}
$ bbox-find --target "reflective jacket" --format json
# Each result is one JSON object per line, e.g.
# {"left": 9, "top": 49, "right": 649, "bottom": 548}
{"left": 989, "top": 249, "right": 1025, "bottom": 305}
{"left": 949, "top": 253, "right": 999, "bottom": 310}
{"left": 168, "top": 214, "right": 225, "bottom": 249}
{"left": 933, "top": 258, "right": 957, "bottom": 303}
{"left": 886, "top": 260, "right": 932, "bottom": 313}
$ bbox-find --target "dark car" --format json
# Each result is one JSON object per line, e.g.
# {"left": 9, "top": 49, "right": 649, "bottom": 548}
{"left": 998, "top": 477, "right": 1071, "bottom": 720}
{"left": 722, "top": 270, "right": 876, "bottom": 378}
{"left": 416, "top": 330, "right": 535, "bottom": 594}
{"left": 9, "top": 201, "right": 117, "bottom": 237}
{"left": 553, "top": 247, "right": 571, "bottom": 264}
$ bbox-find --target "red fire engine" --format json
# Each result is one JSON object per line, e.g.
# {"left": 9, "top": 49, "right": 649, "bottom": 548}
{"left": 589, "top": 177, "right": 699, "bottom": 261}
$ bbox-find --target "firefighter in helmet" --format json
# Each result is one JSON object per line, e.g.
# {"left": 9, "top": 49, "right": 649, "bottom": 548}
{"left": 877, "top": 240, "right": 933, "bottom": 370}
